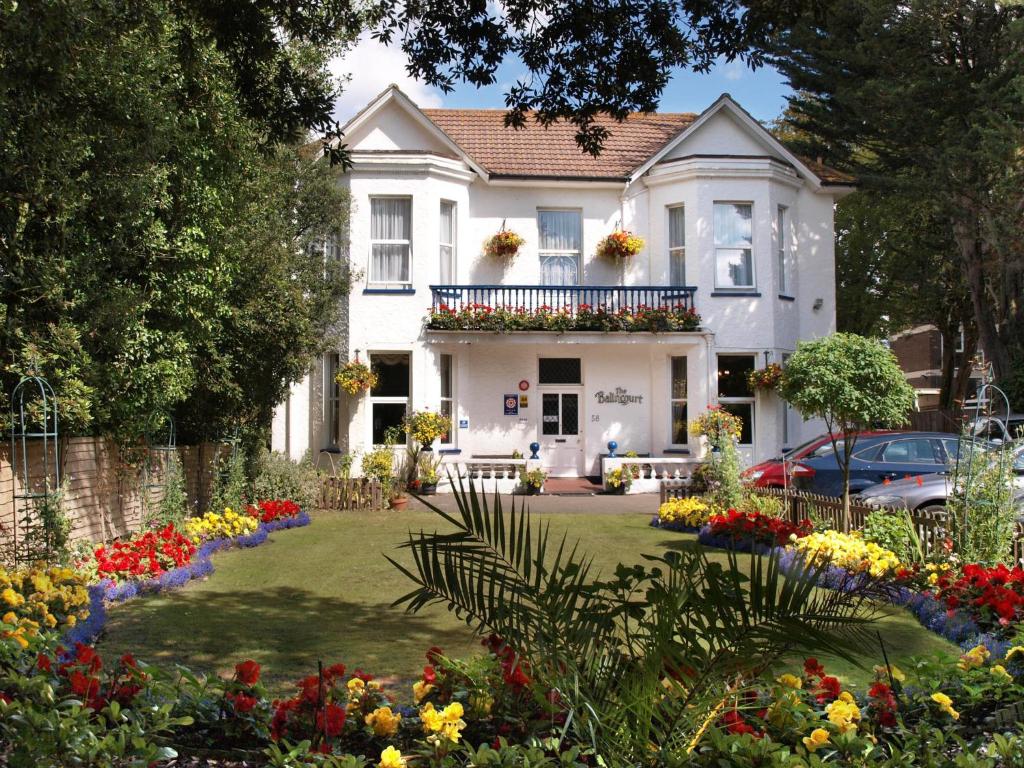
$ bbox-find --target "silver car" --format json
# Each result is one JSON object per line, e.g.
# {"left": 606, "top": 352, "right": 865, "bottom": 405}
{"left": 856, "top": 444, "right": 1024, "bottom": 513}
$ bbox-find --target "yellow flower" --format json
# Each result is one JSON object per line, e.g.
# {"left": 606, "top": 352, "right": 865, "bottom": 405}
{"left": 1005, "top": 646, "right": 1024, "bottom": 662}
{"left": 366, "top": 706, "right": 402, "bottom": 737}
{"left": 825, "top": 698, "right": 861, "bottom": 733}
{"left": 957, "top": 645, "right": 989, "bottom": 671}
{"left": 802, "top": 728, "right": 830, "bottom": 752}
{"left": 2, "top": 588, "right": 24, "bottom": 608}
{"left": 412, "top": 680, "right": 434, "bottom": 703}
{"left": 378, "top": 746, "right": 404, "bottom": 768}
{"left": 1, "top": 612, "right": 16, "bottom": 626}
{"left": 777, "top": 673, "right": 803, "bottom": 689}
{"left": 930, "top": 692, "right": 959, "bottom": 720}
{"left": 420, "top": 702, "right": 445, "bottom": 734}
{"left": 991, "top": 665, "right": 1013, "bottom": 683}
{"left": 348, "top": 677, "right": 366, "bottom": 693}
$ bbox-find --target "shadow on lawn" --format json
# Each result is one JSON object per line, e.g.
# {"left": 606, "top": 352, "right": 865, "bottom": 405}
{"left": 100, "top": 585, "right": 478, "bottom": 691}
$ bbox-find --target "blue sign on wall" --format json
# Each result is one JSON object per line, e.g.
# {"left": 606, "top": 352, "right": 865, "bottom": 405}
{"left": 459, "top": 419, "right": 469, "bottom": 429}
{"left": 503, "top": 394, "right": 519, "bottom": 416}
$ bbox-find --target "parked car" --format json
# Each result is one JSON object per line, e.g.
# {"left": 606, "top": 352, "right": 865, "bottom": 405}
{"left": 969, "top": 413, "right": 1024, "bottom": 443}
{"left": 742, "top": 431, "right": 895, "bottom": 489}
{"left": 856, "top": 443, "right": 1024, "bottom": 512}
{"left": 788, "top": 431, "right": 975, "bottom": 498}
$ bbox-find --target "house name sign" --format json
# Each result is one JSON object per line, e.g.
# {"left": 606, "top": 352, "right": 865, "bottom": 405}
{"left": 593, "top": 387, "right": 644, "bottom": 406}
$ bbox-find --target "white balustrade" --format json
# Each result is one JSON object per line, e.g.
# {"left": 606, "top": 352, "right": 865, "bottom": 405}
{"left": 436, "top": 457, "right": 542, "bottom": 494}
{"left": 602, "top": 456, "right": 704, "bottom": 494}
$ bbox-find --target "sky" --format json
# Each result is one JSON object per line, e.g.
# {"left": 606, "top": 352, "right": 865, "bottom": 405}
{"left": 331, "top": 35, "right": 793, "bottom": 126}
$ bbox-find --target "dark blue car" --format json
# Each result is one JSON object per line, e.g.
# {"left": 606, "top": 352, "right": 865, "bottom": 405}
{"left": 790, "top": 431, "right": 968, "bottom": 497}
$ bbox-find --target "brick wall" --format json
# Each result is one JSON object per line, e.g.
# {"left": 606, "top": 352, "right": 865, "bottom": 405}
{"left": 0, "top": 438, "right": 230, "bottom": 555}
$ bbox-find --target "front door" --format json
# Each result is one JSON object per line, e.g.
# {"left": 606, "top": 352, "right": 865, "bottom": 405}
{"left": 540, "top": 390, "right": 583, "bottom": 476}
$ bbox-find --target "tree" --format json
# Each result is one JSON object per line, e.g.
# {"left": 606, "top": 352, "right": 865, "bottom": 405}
{"left": 768, "top": 0, "right": 1024, "bottom": 401}
{"left": 0, "top": 0, "right": 351, "bottom": 446}
{"left": 780, "top": 333, "right": 916, "bottom": 527}
{"left": 373, "top": 0, "right": 828, "bottom": 154}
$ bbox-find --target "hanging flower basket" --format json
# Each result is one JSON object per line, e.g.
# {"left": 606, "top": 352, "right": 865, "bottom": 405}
{"left": 335, "top": 360, "right": 377, "bottom": 395}
{"left": 596, "top": 230, "right": 645, "bottom": 261}
{"left": 484, "top": 229, "right": 525, "bottom": 261}
{"left": 747, "top": 363, "right": 783, "bottom": 392}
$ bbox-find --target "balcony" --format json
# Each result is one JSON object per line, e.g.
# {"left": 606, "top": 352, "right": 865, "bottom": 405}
{"left": 427, "top": 284, "right": 700, "bottom": 333}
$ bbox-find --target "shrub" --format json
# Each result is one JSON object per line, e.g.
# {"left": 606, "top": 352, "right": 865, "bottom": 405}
{"left": 741, "top": 493, "right": 785, "bottom": 519}
{"left": 251, "top": 449, "right": 319, "bottom": 513}
{"left": 862, "top": 509, "right": 921, "bottom": 564}
{"left": 947, "top": 435, "right": 1019, "bottom": 566}
{"left": 210, "top": 446, "right": 249, "bottom": 517}
{"left": 149, "top": 451, "right": 189, "bottom": 528}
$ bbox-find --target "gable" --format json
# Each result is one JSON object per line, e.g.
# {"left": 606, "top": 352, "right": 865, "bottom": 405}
{"left": 660, "top": 108, "right": 779, "bottom": 163}
{"left": 346, "top": 99, "right": 455, "bottom": 156}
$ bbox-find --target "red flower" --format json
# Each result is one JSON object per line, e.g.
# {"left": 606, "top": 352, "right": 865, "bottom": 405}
{"left": 37, "top": 653, "right": 52, "bottom": 673}
{"left": 316, "top": 703, "right": 347, "bottom": 737}
{"left": 422, "top": 665, "right": 437, "bottom": 684}
{"left": 803, "top": 657, "right": 824, "bottom": 679}
{"left": 228, "top": 692, "right": 259, "bottom": 713}
{"left": 816, "top": 675, "right": 841, "bottom": 703}
{"left": 235, "top": 660, "right": 261, "bottom": 687}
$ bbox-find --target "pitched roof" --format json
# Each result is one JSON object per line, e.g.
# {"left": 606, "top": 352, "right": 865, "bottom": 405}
{"left": 421, "top": 109, "right": 698, "bottom": 180}
{"left": 796, "top": 156, "right": 856, "bottom": 186}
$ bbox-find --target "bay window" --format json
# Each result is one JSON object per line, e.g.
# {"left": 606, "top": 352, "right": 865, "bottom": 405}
{"left": 369, "top": 197, "right": 411, "bottom": 287}
{"left": 714, "top": 202, "right": 754, "bottom": 289}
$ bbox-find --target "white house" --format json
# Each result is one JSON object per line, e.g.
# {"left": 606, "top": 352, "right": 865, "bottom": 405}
{"left": 271, "top": 85, "right": 854, "bottom": 482}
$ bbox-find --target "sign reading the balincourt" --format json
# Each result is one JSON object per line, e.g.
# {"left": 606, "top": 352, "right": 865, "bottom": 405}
{"left": 593, "top": 388, "right": 643, "bottom": 406}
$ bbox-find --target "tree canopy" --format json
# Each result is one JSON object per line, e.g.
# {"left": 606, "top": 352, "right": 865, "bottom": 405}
{"left": 0, "top": 0, "right": 351, "bottom": 444}
{"left": 768, "top": 0, "right": 1024, "bottom": 404}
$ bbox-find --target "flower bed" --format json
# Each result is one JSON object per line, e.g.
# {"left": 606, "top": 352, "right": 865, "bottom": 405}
{"left": 247, "top": 498, "right": 302, "bottom": 523}
{"left": 427, "top": 303, "right": 701, "bottom": 333}
{"left": 1, "top": 565, "right": 91, "bottom": 649}
{"left": 651, "top": 497, "right": 712, "bottom": 532}
{"left": 792, "top": 530, "right": 903, "bottom": 579}
{"left": 931, "top": 562, "right": 1024, "bottom": 631}
{"left": 185, "top": 508, "right": 260, "bottom": 543}
{"left": 91, "top": 523, "right": 196, "bottom": 583}
{"left": 698, "top": 509, "right": 814, "bottom": 553}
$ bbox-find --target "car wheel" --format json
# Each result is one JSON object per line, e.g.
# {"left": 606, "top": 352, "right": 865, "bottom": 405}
{"left": 916, "top": 502, "right": 945, "bottom": 516}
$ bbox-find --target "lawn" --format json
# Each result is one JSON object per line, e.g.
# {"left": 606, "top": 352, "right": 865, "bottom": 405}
{"left": 97, "top": 505, "right": 957, "bottom": 694}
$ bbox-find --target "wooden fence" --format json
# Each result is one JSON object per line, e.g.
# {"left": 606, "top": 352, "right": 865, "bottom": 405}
{"left": 660, "top": 481, "right": 1024, "bottom": 562}
{"left": 319, "top": 476, "right": 385, "bottom": 510}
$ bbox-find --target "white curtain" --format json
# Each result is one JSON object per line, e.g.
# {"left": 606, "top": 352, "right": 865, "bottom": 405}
{"left": 714, "top": 203, "right": 753, "bottom": 287}
{"left": 439, "top": 201, "right": 455, "bottom": 283}
{"left": 669, "top": 206, "right": 686, "bottom": 285}
{"left": 371, "top": 198, "right": 411, "bottom": 283}
{"left": 539, "top": 210, "right": 581, "bottom": 251}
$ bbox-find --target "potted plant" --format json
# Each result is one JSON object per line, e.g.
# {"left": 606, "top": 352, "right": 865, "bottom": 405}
{"left": 336, "top": 358, "right": 378, "bottom": 395}
{"left": 595, "top": 229, "right": 645, "bottom": 261}
{"left": 520, "top": 468, "right": 546, "bottom": 495}
{"left": 402, "top": 410, "right": 451, "bottom": 486}
{"left": 605, "top": 467, "right": 632, "bottom": 495}
{"left": 623, "top": 449, "right": 642, "bottom": 480}
{"left": 747, "top": 363, "right": 783, "bottom": 392}
{"left": 415, "top": 451, "right": 442, "bottom": 495}
{"left": 484, "top": 228, "right": 525, "bottom": 261}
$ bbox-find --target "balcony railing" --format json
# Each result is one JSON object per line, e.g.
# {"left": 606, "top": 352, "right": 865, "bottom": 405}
{"left": 427, "top": 284, "right": 700, "bottom": 333}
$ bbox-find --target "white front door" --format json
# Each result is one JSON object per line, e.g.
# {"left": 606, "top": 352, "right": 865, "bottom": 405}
{"left": 539, "top": 390, "right": 584, "bottom": 476}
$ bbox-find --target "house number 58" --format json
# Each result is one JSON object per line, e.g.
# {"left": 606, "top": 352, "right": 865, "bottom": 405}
{"left": 591, "top": 415, "right": 600, "bottom": 422}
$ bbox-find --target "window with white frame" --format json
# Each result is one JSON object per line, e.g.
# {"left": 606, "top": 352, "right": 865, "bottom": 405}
{"left": 538, "top": 209, "right": 581, "bottom": 286}
{"left": 325, "top": 353, "right": 341, "bottom": 448}
{"left": 369, "top": 197, "right": 411, "bottom": 286}
{"left": 439, "top": 354, "right": 454, "bottom": 446}
{"left": 369, "top": 353, "right": 410, "bottom": 444}
{"left": 439, "top": 201, "right": 455, "bottom": 283}
{"left": 668, "top": 205, "right": 686, "bottom": 285}
{"left": 777, "top": 205, "right": 789, "bottom": 294}
{"left": 670, "top": 356, "right": 688, "bottom": 445}
{"left": 714, "top": 202, "right": 754, "bottom": 289}
{"left": 717, "top": 354, "right": 755, "bottom": 445}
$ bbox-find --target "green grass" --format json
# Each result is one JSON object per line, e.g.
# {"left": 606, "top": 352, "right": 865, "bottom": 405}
{"left": 96, "top": 507, "right": 957, "bottom": 694}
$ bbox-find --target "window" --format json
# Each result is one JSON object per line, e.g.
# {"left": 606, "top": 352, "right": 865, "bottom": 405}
{"left": 439, "top": 201, "right": 455, "bottom": 283}
{"left": 717, "top": 354, "right": 755, "bottom": 445}
{"left": 538, "top": 358, "right": 582, "bottom": 385}
{"left": 542, "top": 393, "right": 579, "bottom": 436}
{"left": 776, "top": 205, "right": 788, "bottom": 294}
{"left": 714, "top": 202, "right": 754, "bottom": 289}
{"left": 369, "top": 197, "right": 411, "bottom": 286}
{"left": 538, "top": 210, "right": 581, "bottom": 286}
{"left": 369, "top": 353, "right": 410, "bottom": 444}
{"left": 668, "top": 205, "right": 686, "bottom": 285}
{"left": 439, "top": 354, "right": 454, "bottom": 445}
{"left": 325, "top": 354, "right": 341, "bottom": 448}
{"left": 670, "top": 356, "right": 688, "bottom": 445}
{"left": 878, "top": 439, "right": 941, "bottom": 464}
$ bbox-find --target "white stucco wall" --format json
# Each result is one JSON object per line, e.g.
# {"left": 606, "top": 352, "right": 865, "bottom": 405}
{"left": 270, "top": 93, "right": 846, "bottom": 471}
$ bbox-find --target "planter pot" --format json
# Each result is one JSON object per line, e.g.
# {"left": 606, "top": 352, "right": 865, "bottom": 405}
{"left": 419, "top": 483, "right": 438, "bottom": 496}
{"left": 389, "top": 497, "right": 409, "bottom": 511}
{"left": 607, "top": 485, "right": 627, "bottom": 495}
{"left": 524, "top": 485, "right": 542, "bottom": 495}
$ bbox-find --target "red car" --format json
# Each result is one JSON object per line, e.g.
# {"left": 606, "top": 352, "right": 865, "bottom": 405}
{"left": 741, "top": 431, "right": 895, "bottom": 488}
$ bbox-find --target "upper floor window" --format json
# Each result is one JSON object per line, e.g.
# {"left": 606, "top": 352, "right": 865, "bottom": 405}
{"left": 369, "top": 197, "right": 411, "bottom": 287}
{"left": 668, "top": 205, "right": 686, "bottom": 285}
{"left": 714, "top": 202, "right": 754, "bottom": 290}
{"left": 439, "top": 201, "right": 455, "bottom": 283}
{"left": 777, "top": 205, "right": 789, "bottom": 294}
{"left": 538, "top": 209, "right": 581, "bottom": 286}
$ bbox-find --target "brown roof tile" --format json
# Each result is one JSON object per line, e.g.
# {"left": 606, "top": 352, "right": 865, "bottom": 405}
{"left": 421, "top": 109, "right": 698, "bottom": 180}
